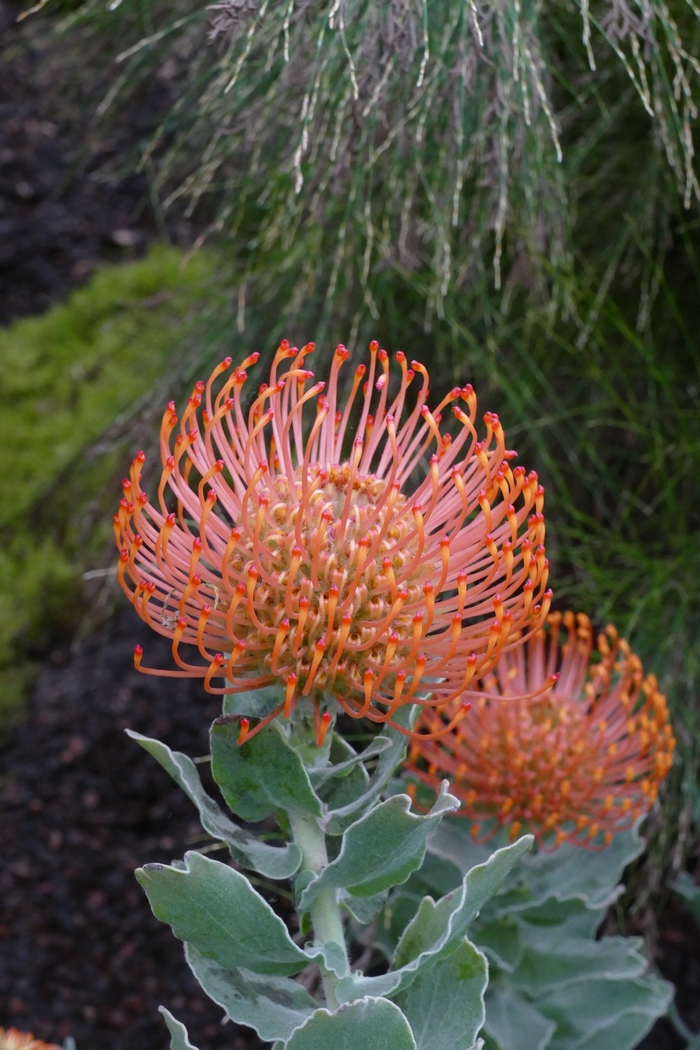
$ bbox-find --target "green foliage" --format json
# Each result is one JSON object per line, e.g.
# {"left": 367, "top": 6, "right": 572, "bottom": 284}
{"left": 0, "top": 243, "right": 216, "bottom": 527}
{"left": 299, "top": 786, "right": 458, "bottom": 909}
{"left": 392, "top": 938, "right": 487, "bottom": 1050}
{"left": 160, "top": 1007, "right": 200, "bottom": 1050}
{"left": 0, "top": 244, "right": 221, "bottom": 722}
{"left": 133, "top": 716, "right": 528, "bottom": 1047}
{"left": 59, "top": 0, "right": 700, "bottom": 321}
{"left": 284, "top": 997, "right": 417, "bottom": 1050}
{"left": 127, "top": 730, "right": 302, "bottom": 879}
{"left": 136, "top": 850, "right": 312, "bottom": 976}
{"left": 379, "top": 818, "right": 673, "bottom": 1050}
{"left": 211, "top": 717, "right": 323, "bottom": 822}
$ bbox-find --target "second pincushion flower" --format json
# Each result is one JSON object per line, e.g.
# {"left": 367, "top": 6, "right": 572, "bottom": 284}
{"left": 115, "top": 340, "right": 552, "bottom": 742}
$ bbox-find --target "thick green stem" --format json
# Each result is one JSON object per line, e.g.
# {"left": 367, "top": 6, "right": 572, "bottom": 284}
{"left": 288, "top": 809, "right": 346, "bottom": 1011}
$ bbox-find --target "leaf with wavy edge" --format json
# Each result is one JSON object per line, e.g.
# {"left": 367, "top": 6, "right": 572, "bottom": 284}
{"left": 301, "top": 784, "right": 459, "bottom": 911}
{"left": 185, "top": 944, "right": 317, "bottom": 1043}
{"left": 285, "top": 997, "right": 417, "bottom": 1050}
{"left": 127, "top": 730, "right": 301, "bottom": 880}
{"left": 159, "top": 1007, "right": 200, "bottom": 1050}
{"left": 334, "top": 836, "right": 533, "bottom": 1003}
{"left": 393, "top": 938, "right": 488, "bottom": 1050}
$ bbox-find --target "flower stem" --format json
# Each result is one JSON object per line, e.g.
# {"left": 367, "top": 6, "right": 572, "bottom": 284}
{"left": 288, "top": 809, "right": 346, "bottom": 1011}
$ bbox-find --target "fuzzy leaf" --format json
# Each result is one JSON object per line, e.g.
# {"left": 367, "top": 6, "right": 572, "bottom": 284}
{"left": 339, "top": 888, "right": 389, "bottom": 924}
{"left": 159, "top": 1008, "right": 200, "bottom": 1050}
{"left": 430, "top": 822, "right": 644, "bottom": 914}
{"left": 285, "top": 997, "right": 417, "bottom": 1050}
{"left": 185, "top": 944, "right": 316, "bottom": 1043}
{"left": 514, "top": 936, "right": 647, "bottom": 996}
{"left": 335, "top": 835, "right": 532, "bottom": 1003}
{"left": 136, "top": 851, "right": 309, "bottom": 976}
{"left": 392, "top": 938, "right": 488, "bottom": 1050}
{"left": 537, "top": 973, "right": 673, "bottom": 1050}
{"left": 127, "top": 730, "right": 301, "bottom": 880}
{"left": 301, "top": 785, "right": 459, "bottom": 912}
{"left": 210, "top": 718, "right": 322, "bottom": 821}
{"left": 476, "top": 919, "right": 524, "bottom": 973}
{"left": 223, "top": 684, "right": 286, "bottom": 719}
{"left": 483, "top": 987, "right": 555, "bottom": 1050}
{"left": 323, "top": 706, "right": 416, "bottom": 834}
{"left": 308, "top": 734, "right": 393, "bottom": 789}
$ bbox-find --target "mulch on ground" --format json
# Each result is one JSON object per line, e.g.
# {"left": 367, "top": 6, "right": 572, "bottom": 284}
{"left": 0, "top": 604, "right": 265, "bottom": 1049}
{"left": 0, "top": 0, "right": 195, "bottom": 326}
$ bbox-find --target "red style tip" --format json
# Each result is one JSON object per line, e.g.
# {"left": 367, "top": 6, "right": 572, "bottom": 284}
{"left": 317, "top": 711, "right": 333, "bottom": 747}
{"left": 238, "top": 718, "right": 251, "bottom": 745}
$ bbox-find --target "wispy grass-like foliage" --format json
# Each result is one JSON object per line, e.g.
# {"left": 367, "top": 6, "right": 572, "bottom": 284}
{"left": 63, "top": 0, "right": 700, "bottom": 325}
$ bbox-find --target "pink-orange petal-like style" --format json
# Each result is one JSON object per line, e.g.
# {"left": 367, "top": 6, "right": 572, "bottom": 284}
{"left": 0, "top": 1029, "right": 62, "bottom": 1050}
{"left": 406, "top": 611, "right": 676, "bottom": 848}
{"left": 115, "top": 340, "right": 551, "bottom": 743}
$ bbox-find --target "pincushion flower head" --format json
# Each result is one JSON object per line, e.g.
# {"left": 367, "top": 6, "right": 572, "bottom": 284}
{"left": 115, "top": 340, "right": 552, "bottom": 744}
{"left": 407, "top": 611, "right": 676, "bottom": 848}
{"left": 0, "top": 1031, "right": 61, "bottom": 1050}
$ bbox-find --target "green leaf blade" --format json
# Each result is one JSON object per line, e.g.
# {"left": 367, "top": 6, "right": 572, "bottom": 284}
{"left": 136, "top": 851, "right": 309, "bottom": 976}
{"left": 301, "top": 785, "right": 459, "bottom": 912}
{"left": 393, "top": 938, "right": 488, "bottom": 1050}
{"left": 285, "top": 997, "right": 417, "bottom": 1050}
{"left": 127, "top": 730, "right": 301, "bottom": 880}
{"left": 336, "top": 835, "right": 533, "bottom": 1003}
{"left": 159, "top": 1008, "right": 200, "bottom": 1050}
{"left": 185, "top": 944, "right": 317, "bottom": 1043}
{"left": 210, "top": 718, "right": 322, "bottom": 821}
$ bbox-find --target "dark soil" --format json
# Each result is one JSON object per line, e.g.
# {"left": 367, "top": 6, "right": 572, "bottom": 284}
{"left": 0, "top": 604, "right": 266, "bottom": 1050}
{"left": 0, "top": 0, "right": 196, "bottom": 326}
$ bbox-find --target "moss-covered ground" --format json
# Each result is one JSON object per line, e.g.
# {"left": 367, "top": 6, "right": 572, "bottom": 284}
{"left": 0, "top": 243, "right": 224, "bottom": 724}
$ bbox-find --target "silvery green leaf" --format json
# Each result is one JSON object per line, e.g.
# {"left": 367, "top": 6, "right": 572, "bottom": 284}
{"left": 412, "top": 850, "right": 463, "bottom": 897}
{"left": 308, "top": 733, "right": 393, "bottom": 789}
{"left": 483, "top": 987, "right": 555, "bottom": 1050}
{"left": 430, "top": 821, "right": 644, "bottom": 913}
{"left": 476, "top": 919, "right": 524, "bottom": 974}
{"left": 427, "top": 820, "right": 496, "bottom": 872}
{"left": 513, "top": 897, "right": 601, "bottom": 941}
{"left": 223, "top": 684, "right": 286, "bottom": 718}
{"left": 285, "top": 997, "right": 417, "bottom": 1050}
{"left": 318, "top": 760, "right": 370, "bottom": 811}
{"left": 339, "top": 888, "right": 389, "bottom": 924}
{"left": 513, "top": 826, "right": 644, "bottom": 911}
{"left": 335, "top": 836, "right": 532, "bottom": 1003}
{"left": 126, "top": 730, "right": 301, "bottom": 880}
{"left": 136, "top": 851, "right": 309, "bottom": 976}
{"left": 514, "top": 936, "right": 648, "bottom": 996}
{"left": 185, "top": 944, "right": 317, "bottom": 1043}
{"left": 536, "top": 973, "right": 673, "bottom": 1050}
{"left": 323, "top": 706, "right": 417, "bottom": 835}
{"left": 392, "top": 938, "right": 488, "bottom": 1050}
{"left": 159, "top": 1007, "right": 199, "bottom": 1050}
{"left": 301, "top": 785, "right": 459, "bottom": 912}
{"left": 304, "top": 938, "right": 349, "bottom": 978}
{"left": 210, "top": 717, "right": 322, "bottom": 821}
{"left": 374, "top": 887, "right": 425, "bottom": 958}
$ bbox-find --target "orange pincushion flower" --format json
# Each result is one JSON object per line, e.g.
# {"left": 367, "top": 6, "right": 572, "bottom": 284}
{"left": 115, "top": 340, "right": 551, "bottom": 744}
{"left": 407, "top": 611, "right": 675, "bottom": 848}
{"left": 0, "top": 1030, "right": 61, "bottom": 1050}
